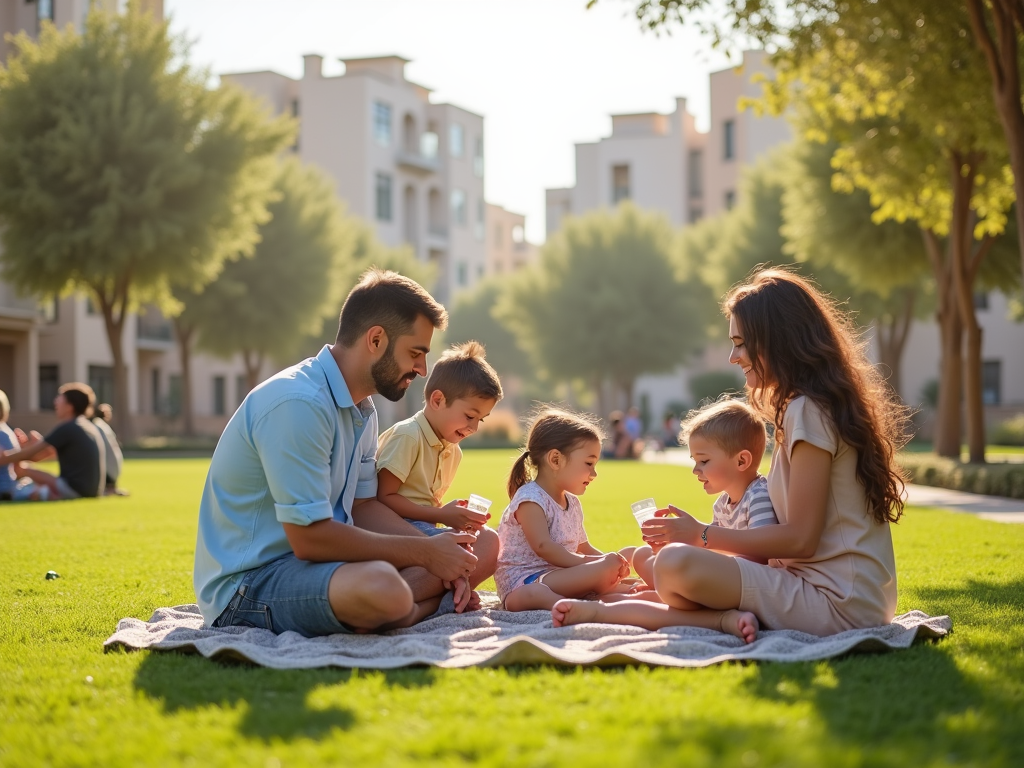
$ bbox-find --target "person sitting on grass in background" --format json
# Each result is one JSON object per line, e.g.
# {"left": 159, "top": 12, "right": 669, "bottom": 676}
{"left": 92, "top": 403, "right": 127, "bottom": 496}
{"left": 496, "top": 408, "right": 636, "bottom": 611}
{"left": 0, "top": 389, "right": 47, "bottom": 501}
{"left": 631, "top": 398, "right": 778, "bottom": 589}
{"left": 375, "top": 340, "right": 503, "bottom": 587}
{"left": 0, "top": 382, "right": 105, "bottom": 500}
{"left": 552, "top": 268, "right": 909, "bottom": 644}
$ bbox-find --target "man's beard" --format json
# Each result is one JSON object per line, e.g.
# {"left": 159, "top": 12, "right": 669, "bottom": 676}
{"left": 371, "top": 343, "right": 416, "bottom": 402}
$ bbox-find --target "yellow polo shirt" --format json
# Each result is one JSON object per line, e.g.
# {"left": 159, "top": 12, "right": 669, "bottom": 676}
{"left": 376, "top": 409, "right": 462, "bottom": 507}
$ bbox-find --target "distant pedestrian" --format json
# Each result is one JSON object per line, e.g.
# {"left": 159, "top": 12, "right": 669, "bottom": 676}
{"left": 0, "top": 389, "right": 48, "bottom": 501}
{"left": 93, "top": 403, "right": 127, "bottom": 496}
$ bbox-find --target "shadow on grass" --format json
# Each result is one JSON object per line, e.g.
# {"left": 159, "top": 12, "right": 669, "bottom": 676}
{"left": 132, "top": 651, "right": 439, "bottom": 742}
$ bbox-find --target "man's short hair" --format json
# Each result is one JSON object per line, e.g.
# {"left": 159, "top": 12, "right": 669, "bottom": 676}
{"left": 336, "top": 268, "right": 447, "bottom": 348}
{"left": 58, "top": 382, "right": 96, "bottom": 418}
{"left": 680, "top": 398, "right": 767, "bottom": 460}
{"left": 0, "top": 389, "right": 9, "bottom": 422}
{"left": 424, "top": 341, "right": 503, "bottom": 404}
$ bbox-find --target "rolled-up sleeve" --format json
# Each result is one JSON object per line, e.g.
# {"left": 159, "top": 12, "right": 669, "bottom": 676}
{"left": 252, "top": 397, "right": 335, "bottom": 526}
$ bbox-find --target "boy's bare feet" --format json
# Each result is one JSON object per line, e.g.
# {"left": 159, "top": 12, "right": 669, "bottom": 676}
{"left": 551, "top": 599, "right": 602, "bottom": 627}
{"left": 721, "top": 609, "right": 759, "bottom": 644}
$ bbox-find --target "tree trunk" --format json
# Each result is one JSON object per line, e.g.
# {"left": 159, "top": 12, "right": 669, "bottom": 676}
{"left": 922, "top": 229, "right": 962, "bottom": 458}
{"left": 594, "top": 375, "right": 608, "bottom": 421}
{"left": 620, "top": 377, "right": 635, "bottom": 410}
{"left": 243, "top": 349, "right": 264, "bottom": 392}
{"left": 875, "top": 288, "right": 915, "bottom": 400}
{"left": 174, "top": 320, "right": 196, "bottom": 437}
{"left": 966, "top": 0, "right": 1024, "bottom": 281}
{"left": 948, "top": 152, "right": 988, "bottom": 464}
{"left": 95, "top": 289, "right": 134, "bottom": 443}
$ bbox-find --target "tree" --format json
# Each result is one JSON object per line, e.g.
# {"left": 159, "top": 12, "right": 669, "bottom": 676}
{"left": 496, "top": 202, "right": 709, "bottom": 413}
{"left": 173, "top": 158, "right": 352, "bottom": 432}
{"left": 445, "top": 278, "right": 533, "bottom": 380}
{"left": 0, "top": 3, "right": 293, "bottom": 438}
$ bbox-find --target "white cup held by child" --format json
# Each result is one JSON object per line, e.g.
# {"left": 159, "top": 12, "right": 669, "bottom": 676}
{"left": 467, "top": 494, "right": 492, "bottom": 515}
{"left": 631, "top": 498, "right": 658, "bottom": 526}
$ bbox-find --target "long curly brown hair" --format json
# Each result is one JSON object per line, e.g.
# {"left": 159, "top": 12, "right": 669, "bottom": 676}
{"left": 723, "top": 268, "right": 909, "bottom": 524}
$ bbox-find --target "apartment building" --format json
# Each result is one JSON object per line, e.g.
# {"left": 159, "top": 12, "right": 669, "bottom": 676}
{"left": 485, "top": 203, "right": 538, "bottom": 276}
{"left": 544, "top": 49, "right": 1024, "bottom": 429}
{"left": 0, "top": 0, "right": 261, "bottom": 435}
{"left": 224, "top": 54, "right": 488, "bottom": 306}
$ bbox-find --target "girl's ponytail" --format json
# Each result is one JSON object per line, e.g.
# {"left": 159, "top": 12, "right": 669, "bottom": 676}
{"left": 507, "top": 451, "right": 532, "bottom": 499}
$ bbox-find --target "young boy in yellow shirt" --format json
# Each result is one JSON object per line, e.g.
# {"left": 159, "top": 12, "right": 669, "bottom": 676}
{"left": 376, "top": 341, "right": 503, "bottom": 583}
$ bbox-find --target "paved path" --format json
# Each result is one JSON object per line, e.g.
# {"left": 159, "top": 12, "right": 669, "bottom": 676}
{"left": 641, "top": 449, "right": 1024, "bottom": 524}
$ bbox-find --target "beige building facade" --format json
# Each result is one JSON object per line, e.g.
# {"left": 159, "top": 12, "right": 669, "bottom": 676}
{"left": 485, "top": 203, "right": 538, "bottom": 276}
{"left": 225, "top": 54, "right": 487, "bottom": 306}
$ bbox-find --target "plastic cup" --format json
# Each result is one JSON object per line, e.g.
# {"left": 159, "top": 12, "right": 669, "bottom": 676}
{"left": 631, "top": 498, "right": 658, "bottom": 526}
{"left": 467, "top": 493, "right": 492, "bottom": 515}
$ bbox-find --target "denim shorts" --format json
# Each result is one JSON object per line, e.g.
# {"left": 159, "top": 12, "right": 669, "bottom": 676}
{"left": 212, "top": 553, "right": 352, "bottom": 637}
{"left": 404, "top": 518, "right": 455, "bottom": 537}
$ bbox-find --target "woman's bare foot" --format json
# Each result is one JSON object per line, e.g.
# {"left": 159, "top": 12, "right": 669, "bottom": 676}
{"left": 551, "top": 599, "right": 605, "bottom": 627}
{"left": 721, "top": 609, "right": 759, "bottom": 644}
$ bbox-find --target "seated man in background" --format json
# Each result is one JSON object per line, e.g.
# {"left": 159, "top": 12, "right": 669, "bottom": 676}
{"left": 0, "top": 382, "right": 105, "bottom": 500}
{"left": 92, "top": 403, "right": 127, "bottom": 496}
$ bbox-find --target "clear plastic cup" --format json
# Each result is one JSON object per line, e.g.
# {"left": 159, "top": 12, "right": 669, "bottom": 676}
{"left": 631, "top": 498, "right": 658, "bottom": 526}
{"left": 467, "top": 493, "right": 492, "bottom": 515}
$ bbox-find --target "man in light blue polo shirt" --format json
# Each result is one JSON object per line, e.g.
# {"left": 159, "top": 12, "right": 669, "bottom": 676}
{"left": 194, "top": 269, "right": 487, "bottom": 636}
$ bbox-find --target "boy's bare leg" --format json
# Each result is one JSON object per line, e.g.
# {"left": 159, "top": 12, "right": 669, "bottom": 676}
{"left": 599, "top": 590, "right": 664, "bottom": 603}
{"left": 550, "top": 600, "right": 758, "bottom": 643}
{"left": 503, "top": 583, "right": 560, "bottom": 611}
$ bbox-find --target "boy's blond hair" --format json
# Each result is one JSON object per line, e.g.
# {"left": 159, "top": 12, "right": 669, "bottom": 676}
{"left": 680, "top": 398, "right": 766, "bottom": 460}
{"left": 424, "top": 341, "right": 503, "bottom": 404}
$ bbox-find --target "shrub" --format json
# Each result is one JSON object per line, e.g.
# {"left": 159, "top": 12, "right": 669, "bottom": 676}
{"left": 899, "top": 453, "right": 1024, "bottom": 500}
{"left": 688, "top": 371, "right": 743, "bottom": 407}
{"left": 991, "top": 414, "right": 1024, "bottom": 447}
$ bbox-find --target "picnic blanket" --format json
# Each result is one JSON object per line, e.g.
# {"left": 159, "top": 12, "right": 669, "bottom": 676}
{"left": 104, "top": 593, "right": 951, "bottom": 669}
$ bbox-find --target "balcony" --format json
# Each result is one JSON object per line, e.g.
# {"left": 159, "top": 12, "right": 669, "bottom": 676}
{"left": 396, "top": 151, "right": 440, "bottom": 175}
{"left": 136, "top": 315, "right": 174, "bottom": 351}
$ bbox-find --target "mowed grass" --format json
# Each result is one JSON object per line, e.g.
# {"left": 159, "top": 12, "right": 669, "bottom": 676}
{"left": 1, "top": 450, "right": 1022, "bottom": 768}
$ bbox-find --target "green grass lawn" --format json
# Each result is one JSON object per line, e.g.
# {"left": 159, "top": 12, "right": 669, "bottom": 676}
{"left": 2, "top": 450, "right": 1022, "bottom": 767}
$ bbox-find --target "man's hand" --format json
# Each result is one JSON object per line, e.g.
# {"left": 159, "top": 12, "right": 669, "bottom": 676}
{"left": 422, "top": 531, "right": 479, "bottom": 583}
{"left": 438, "top": 499, "right": 490, "bottom": 532}
{"left": 641, "top": 505, "right": 703, "bottom": 550}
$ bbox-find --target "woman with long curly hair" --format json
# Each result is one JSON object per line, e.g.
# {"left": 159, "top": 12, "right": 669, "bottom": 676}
{"left": 552, "top": 268, "right": 910, "bottom": 642}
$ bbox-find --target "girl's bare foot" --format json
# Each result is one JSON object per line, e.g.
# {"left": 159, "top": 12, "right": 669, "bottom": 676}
{"left": 721, "top": 609, "right": 759, "bottom": 644}
{"left": 551, "top": 599, "right": 604, "bottom": 627}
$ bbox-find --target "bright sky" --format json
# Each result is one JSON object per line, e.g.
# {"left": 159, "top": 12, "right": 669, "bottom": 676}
{"left": 166, "top": 0, "right": 737, "bottom": 243}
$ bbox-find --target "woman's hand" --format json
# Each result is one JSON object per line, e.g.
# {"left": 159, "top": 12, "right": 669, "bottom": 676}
{"left": 640, "top": 505, "right": 704, "bottom": 550}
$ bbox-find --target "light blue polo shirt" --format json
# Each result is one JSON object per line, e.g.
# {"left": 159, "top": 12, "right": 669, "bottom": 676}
{"left": 193, "top": 345, "right": 378, "bottom": 624}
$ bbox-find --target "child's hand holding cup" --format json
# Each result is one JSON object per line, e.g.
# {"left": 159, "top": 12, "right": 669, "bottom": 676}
{"left": 631, "top": 498, "right": 658, "bottom": 526}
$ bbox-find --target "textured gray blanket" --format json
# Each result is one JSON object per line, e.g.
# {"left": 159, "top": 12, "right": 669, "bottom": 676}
{"left": 104, "top": 594, "right": 951, "bottom": 669}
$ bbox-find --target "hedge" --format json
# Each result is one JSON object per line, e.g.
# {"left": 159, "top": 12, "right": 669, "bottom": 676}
{"left": 899, "top": 453, "right": 1024, "bottom": 500}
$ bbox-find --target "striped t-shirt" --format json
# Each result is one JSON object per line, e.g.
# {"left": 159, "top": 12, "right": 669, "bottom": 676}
{"left": 712, "top": 475, "right": 778, "bottom": 530}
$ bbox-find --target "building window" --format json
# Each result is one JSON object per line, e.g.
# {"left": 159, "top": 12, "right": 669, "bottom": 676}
{"left": 449, "top": 123, "right": 464, "bottom": 157}
{"left": 688, "top": 149, "right": 703, "bottom": 198}
{"left": 474, "top": 198, "right": 485, "bottom": 241}
{"left": 494, "top": 224, "right": 504, "bottom": 248}
{"left": 85, "top": 296, "right": 99, "bottom": 316}
{"left": 373, "top": 101, "right": 392, "bottom": 147}
{"left": 375, "top": 173, "right": 393, "bottom": 222}
{"left": 451, "top": 188, "right": 466, "bottom": 225}
{"left": 39, "top": 364, "right": 59, "bottom": 410}
{"left": 611, "top": 164, "right": 630, "bottom": 204}
{"left": 88, "top": 365, "right": 115, "bottom": 409}
{"left": 982, "top": 360, "right": 1002, "bottom": 405}
{"left": 236, "top": 374, "right": 247, "bottom": 407}
{"left": 974, "top": 292, "right": 990, "bottom": 310}
{"left": 724, "top": 190, "right": 736, "bottom": 210}
{"left": 474, "top": 136, "right": 484, "bottom": 177}
{"left": 168, "top": 374, "right": 182, "bottom": 418}
{"left": 291, "top": 99, "right": 300, "bottom": 151}
{"left": 689, "top": 208, "right": 703, "bottom": 223}
{"left": 723, "top": 119, "right": 735, "bottom": 161}
{"left": 456, "top": 262, "right": 468, "bottom": 286}
{"left": 151, "top": 368, "right": 161, "bottom": 415}
{"left": 213, "top": 376, "right": 226, "bottom": 416}
{"left": 40, "top": 298, "right": 58, "bottom": 323}
{"left": 38, "top": 0, "right": 54, "bottom": 24}
{"left": 512, "top": 224, "right": 525, "bottom": 244}
{"left": 421, "top": 131, "right": 439, "bottom": 159}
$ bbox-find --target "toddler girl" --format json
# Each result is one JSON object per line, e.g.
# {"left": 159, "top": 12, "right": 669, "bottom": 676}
{"left": 495, "top": 408, "right": 632, "bottom": 611}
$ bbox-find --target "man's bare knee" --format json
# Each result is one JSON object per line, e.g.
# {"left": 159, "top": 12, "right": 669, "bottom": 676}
{"left": 329, "top": 561, "right": 414, "bottom": 627}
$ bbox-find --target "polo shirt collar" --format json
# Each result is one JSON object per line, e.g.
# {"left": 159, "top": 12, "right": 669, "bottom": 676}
{"left": 315, "top": 345, "right": 374, "bottom": 414}
{"left": 414, "top": 409, "right": 446, "bottom": 448}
